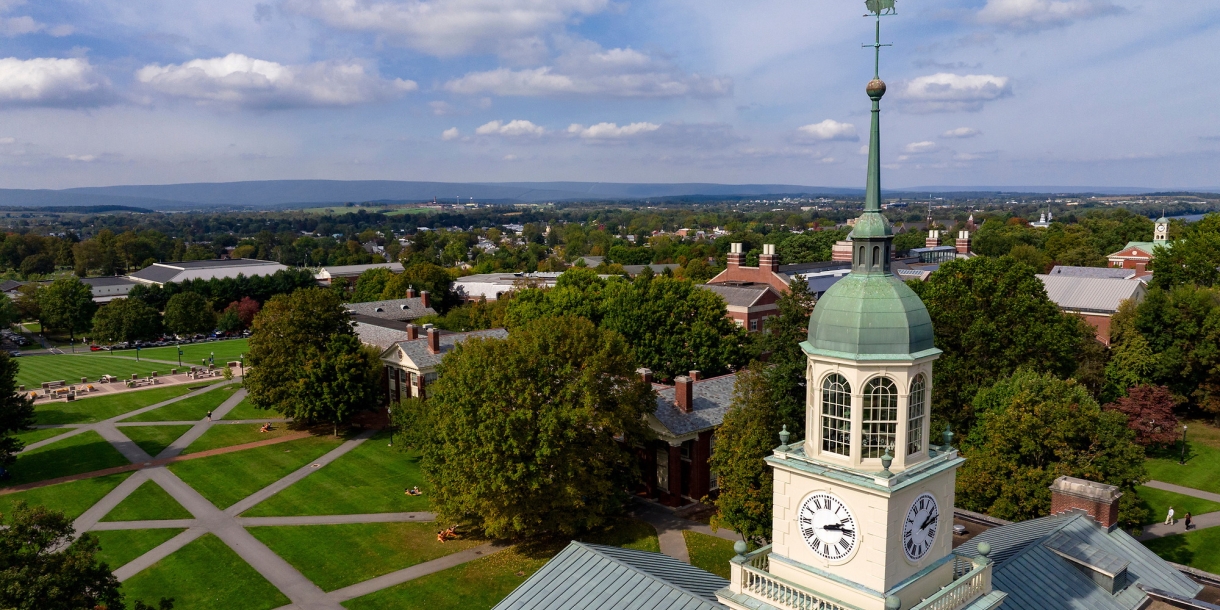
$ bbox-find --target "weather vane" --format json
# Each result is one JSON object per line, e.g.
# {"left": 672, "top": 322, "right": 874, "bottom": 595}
{"left": 863, "top": 0, "right": 896, "bottom": 79}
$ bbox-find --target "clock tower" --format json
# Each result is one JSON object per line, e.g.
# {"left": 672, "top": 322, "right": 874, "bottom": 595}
{"left": 718, "top": 3, "right": 1000, "bottom": 610}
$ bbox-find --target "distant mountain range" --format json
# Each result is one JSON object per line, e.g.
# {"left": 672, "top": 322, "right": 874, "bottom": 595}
{"left": 0, "top": 180, "right": 1212, "bottom": 210}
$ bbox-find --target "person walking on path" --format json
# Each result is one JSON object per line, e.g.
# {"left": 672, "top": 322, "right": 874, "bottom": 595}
{"left": 206, "top": 410, "right": 212, "bottom": 422}
{"left": 1185, "top": 512, "right": 1193, "bottom": 531}
{"left": 1165, "top": 507, "right": 1175, "bottom": 525}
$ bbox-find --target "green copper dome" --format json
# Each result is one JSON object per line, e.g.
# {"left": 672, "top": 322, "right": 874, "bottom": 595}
{"left": 804, "top": 273, "right": 938, "bottom": 360}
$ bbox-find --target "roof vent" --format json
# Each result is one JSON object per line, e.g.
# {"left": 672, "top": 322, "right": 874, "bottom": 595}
{"left": 374, "top": 307, "right": 384, "bottom": 312}
{"left": 1042, "top": 531, "right": 1130, "bottom": 595}
{"left": 400, "top": 304, "right": 408, "bottom": 310}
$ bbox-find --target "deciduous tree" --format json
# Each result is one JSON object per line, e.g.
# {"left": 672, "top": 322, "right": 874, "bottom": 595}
{"left": 90, "top": 298, "right": 162, "bottom": 344}
{"left": 352, "top": 267, "right": 394, "bottom": 303}
{"left": 40, "top": 276, "right": 97, "bottom": 345}
{"left": 760, "top": 277, "right": 816, "bottom": 432}
{"left": 419, "top": 316, "right": 653, "bottom": 540}
{"left": 162, "top": 292, "right": 214, "bottom": 336}
{"left": 957, "top": 369, "right": 1147, "bottom": 528}
{"left": 381, "top": 262, "right": 455, "bottom": 311}
{"left": 1104, "top": 385, "right": 1179, "bottom": 447}
{"left": 709, "top": 364, "right": 781, "bottom": 545}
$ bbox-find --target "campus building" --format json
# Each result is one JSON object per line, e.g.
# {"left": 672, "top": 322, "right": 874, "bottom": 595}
{"left": 636, "top": 370, "right": 735, "bottom": 506}
{"left": 1038, "top": 267, "right": 1148, "bottom": 345}
{"left": 378, "top": 325, "right": 507, "bottom": 403}
{"left": 496, "top": 11, "right": 1206, "bottom": 610}
{"left": 128, "top": 258, "right": 289, "bottom": 286}
{"left": 314, "top": 262, "right": 404, "bottom": 285}
{"left": 1106, "top": 216, "right": 1169, "bottom": 271}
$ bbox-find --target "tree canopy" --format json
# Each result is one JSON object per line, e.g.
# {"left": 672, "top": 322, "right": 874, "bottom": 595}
{"left": 0, "top": 352, "right": 32, "bottom": 467}
{"left": 909, "top": 256, "right": 1091, "bottom": 431}
{"left": 162, "top": 292, "right": 214, "bottom": 336}
{"left": 40, "top": 277, "right": 96, "bottom": 343}
{"left": 1151, "top": 214, "right": 1220, "bottom": 290}
{"left": 419, "top": 316, "right": 654, "bottom": 540}
{"left": 352, "top": 267, "right": 395, "bottom": 303}
{"left": 381, "top": 262, "right": 456, "bottom": 311}
{"left": 91, "top": 298, "right": 162, "bottom": 344}
{"left": 957, "top": 369, "right": 1147, "bottom": 528}
{"left": 709, "top": 364, "right": 780, "bottom": 545}
{"left": 245, "top": 288, "right": 381, "bottom": 433}
{"left": 759, "top": 277, "right": 816, "bottom": 433}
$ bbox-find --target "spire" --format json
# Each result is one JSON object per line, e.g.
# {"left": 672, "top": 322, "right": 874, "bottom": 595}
{"left": 862, "top": 1, "right": 893, "bottom": 213}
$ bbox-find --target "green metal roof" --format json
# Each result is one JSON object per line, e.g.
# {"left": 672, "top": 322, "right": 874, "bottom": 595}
{"left": 805, "top": 273, "right": 937, "bottom": 359}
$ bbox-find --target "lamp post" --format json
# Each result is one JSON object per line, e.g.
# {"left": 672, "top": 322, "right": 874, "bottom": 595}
{"left": 135, "top": 346, "right": 140, "bottom": 362}
{"left": 177, "top": 346, "right": 183, "bottom": 367}
{"left": 1180, "top": 424, "right": 1189, "bottom": 465}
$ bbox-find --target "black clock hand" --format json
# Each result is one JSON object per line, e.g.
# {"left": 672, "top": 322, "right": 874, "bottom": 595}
{"left": 822, "top": 524, "right": 843, "bottom": 531}
{"left": 920, "top": 513, "right": 936, "bottom": 530}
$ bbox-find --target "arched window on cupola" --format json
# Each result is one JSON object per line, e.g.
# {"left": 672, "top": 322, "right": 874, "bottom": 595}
{"left": 821, "top": 374, "right": 852, "bottom": 457}
{"left": 862, "top": 377, "right": 897, "bottom": 459}
{"left": 871, "top": 246, "right": 880, "bottom": 269}
{"left": 907, "top": 374, "right": 927, "bottom": 456}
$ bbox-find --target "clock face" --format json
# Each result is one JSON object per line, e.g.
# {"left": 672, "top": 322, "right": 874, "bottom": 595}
{"left": 798, "top": 492, "right": 858, "bottom": 561}
{"left": 902, "top": 493, "right": 940, "bottom": 561}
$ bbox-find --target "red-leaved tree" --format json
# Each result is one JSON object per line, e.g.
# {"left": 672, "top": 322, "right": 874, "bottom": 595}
{"left": 225, "top": 297, "right": 261, "bottom": 329}
{"left": 1103, "top": 385, "right": 1179, "bottom": 447}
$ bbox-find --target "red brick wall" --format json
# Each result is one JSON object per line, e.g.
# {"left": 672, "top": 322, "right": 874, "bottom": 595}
{"left": 1082, "top": 314, "right": 1112, "bottom": 346}
{"left": 1051, "top": 492, "right": 1119, "bottom": 528}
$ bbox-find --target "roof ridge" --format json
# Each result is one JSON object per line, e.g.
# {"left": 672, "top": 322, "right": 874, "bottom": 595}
{"left": 573, "top": 542, "right": 724, "bottom": 605}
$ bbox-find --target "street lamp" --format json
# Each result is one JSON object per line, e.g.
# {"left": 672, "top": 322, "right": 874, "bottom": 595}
{"left": 1180, "top": 424, "right": 1189, "bottom": 465}
{"left": 135, "top": 346, "right": 140, "bottom": 362}
{"left": 177, "top": 346, "right": 183, "bottom": 367}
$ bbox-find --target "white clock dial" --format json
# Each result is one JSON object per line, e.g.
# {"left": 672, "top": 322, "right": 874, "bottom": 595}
{"left": 902, "top": 493, "right": 939, "bottom": 561}
{"left": 798, "top": 492, "right": 858, "bottom": 561}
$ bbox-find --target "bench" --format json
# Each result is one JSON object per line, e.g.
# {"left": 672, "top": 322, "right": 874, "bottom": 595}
{"left": 41, "top": 380, "right": 66, "bottom": 390}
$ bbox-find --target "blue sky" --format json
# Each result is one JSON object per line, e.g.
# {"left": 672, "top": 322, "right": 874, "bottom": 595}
{"left": 0, "top": 0, "right": 1216, "bottom": 190}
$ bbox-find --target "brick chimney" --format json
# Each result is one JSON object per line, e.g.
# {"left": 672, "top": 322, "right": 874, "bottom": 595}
{"left": 726, "top": 243, "right": 745, "bottom": 268}
{"left": 759, "top": 244, "right": 779, "bottom": 272}
{"left": 832, "top": 240, "right": 853, "bottom": 262}
{"left": 955, "top": 230, "right": 972, "bottom": 255}
{"left": 406, "top": 287, "right": 417, "bottom": 298}
{"left": 926, "top": 229, "right": 941, "bottom": 249}
{"left": 405, "top": 323, "right": 418, "bottom": 341}
{"left": 637, "top": 368, "right": 653, "bottom": 385}
{"left": 419, "top": 290, "right": 430, "bottom": 309}
{"left": 689, "top": 370, "right": 702, "bottom": 381}
{"left": 1049, "top": 476, "right": 1122, "bottom": 529}
{"left": 426, "top": 327, "right": 440, "bottom": 354}
{"left": 674, "top": 376, "right": 693, "bottom": 413}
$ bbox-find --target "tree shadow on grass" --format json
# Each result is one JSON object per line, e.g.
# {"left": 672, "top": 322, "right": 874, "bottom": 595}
{"left": 1143, "top": 532, "right": 1194, "bottom": 566}
{"left": 4, "top": 436, "right": 127, "bottom": 487}
{"left": 1147, "top": 441, "right": 1198, "bottom": 465}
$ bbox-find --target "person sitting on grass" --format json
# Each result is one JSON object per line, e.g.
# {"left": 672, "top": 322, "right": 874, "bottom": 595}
{"left": 405, "top": 486, "right": 422, "bottom": 496}
{"left": 259, "top": 422, "right": 273, "bottom": 433}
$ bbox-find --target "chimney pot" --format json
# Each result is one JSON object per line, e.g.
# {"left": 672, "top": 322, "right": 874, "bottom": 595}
{"left": 675, "top": 376, "right": 693, "bottom": 413}
{"left": 759, "top": 244, "right": 779, "bottom": 272}
{"left": 419, "top": 290, "right": 430, "bottom": 308}
{"left": 406, "top": 287, "right": 417, "bottom": 298}
{"left": 405, "top": 323, "right": 418, "bottom": 341}
{"left": 427, "top": 327, "right": 441, "bottom": 354}
{"left": 955, "top": 231, "right": 972, "bottom": 255}
{"left": 637, "top": 368, "right": 653, "bottom": 385}
{"left": 727, "top": 242, "right": 744, "bottom": 268}
{"left": 689, "top": 370, "right": 702, "bottom": 381}
{"left": 1049, "top": 476, "right": 1123, "bottom": 529}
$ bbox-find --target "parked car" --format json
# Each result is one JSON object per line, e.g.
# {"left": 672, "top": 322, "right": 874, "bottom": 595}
{"left": 90, "top": 345, "right": 103, "bottom": 351}
{"left": 8, "top": 351, "right": 19, "bottom": 357}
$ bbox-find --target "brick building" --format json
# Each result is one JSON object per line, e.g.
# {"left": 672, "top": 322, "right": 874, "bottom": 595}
{"left": 636, "top": 369, "right": 735, "bottom": 506}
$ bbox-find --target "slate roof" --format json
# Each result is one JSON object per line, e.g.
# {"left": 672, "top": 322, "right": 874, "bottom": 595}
{"left": 344, "top": 298, "right": 436, "bottom": 321}
{"left": 317, "top": 262, "right": 404, "bottom": 278}
{"left": 0, "top": 280, "right": 22, "bottom": 293}
{"left": 353, "top": 321, "right": 411, "bottom": 350}
{"left": 700, "top": 284, "right": 773, "bottom": 308}
{"left": 493, "top": 542, "right": 727, "bottom": 610}
{"left": 1037, "top": 274, "right": 1146, "bottom": 314}
{"left": 623, "top": 264, "right": 681, "bottom": 275}
{"left": 388, "top": 328, "right": 508, "bottom": 369}
{"left": 652, "top": 374, "right": 736, "bottom": 437}
{"left": 954, "top": 512, "right": 1202, "bottom": 610}
{"left": 1048, "top": 266, "right": 1137, "bottom": 280}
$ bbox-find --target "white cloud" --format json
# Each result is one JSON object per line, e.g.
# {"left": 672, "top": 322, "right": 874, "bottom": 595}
{"left": 136, "top": 53, "right": 417, "bottom": 108}
{"left": 954, "top": 151, "right": 999, "bottom": 161}
{"left": 941, "top": 127, "right": 981, "bottom": 138}
{"left": 441, "top": 127, "right": 460, "bottom": 140}
{"left": 904, "top": 141, "right": 941, "bottom": 154}
{"left": 0, "top": 0, "right": 72, "bottom": 37}
{"left": 280, "top": 0, "right": 611, "bottom": 58}
{"left": 566, "top": 122, "right": 660, "bottom": 139}
{"left": 443, "top": 44, "right": 730, "bottom": 98}
{"left": 0, "top": 57, "right": 111, "bottom": 107}
{"left": 899, "top": 73, "right": 1011, "bottom": 112}
{"left": 977, "top": 0, "right": 1123, "bottom": 31}
{"left": 796, "top": 119, "right": 858, "bottom": 142}
{"left": 65, "top": 154, "right": 97, "bottom": 162}
{"left": 474, "top": 119, "right": 545, "bottom": 137}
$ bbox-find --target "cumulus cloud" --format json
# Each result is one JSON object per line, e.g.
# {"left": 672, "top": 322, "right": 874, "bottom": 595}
{"left": 443, "top": 44, "right": 730, "bottom": 98}
{"left": 0, "top": 1, "right": 72, "bottom": 37}
{"left": 0, "top": 57, "right": 111, "bottom": 107}
{"left": 566, "top": 122, "right": 660, "bottom": 139}
{"left": 281, "top": 0, "right": 610, "bottom": 58}
{"left": 441, "top": 127, "right": 460, "bottom": 140}
{"left": 796, "top": 119, "right": 858, "bottom": 142}
{"left": 474, "top": 119, "right": 545, "bottom": 137}
{"left": 977, "top": 0, "right": 1123, "bottom": 31}
{"left": 136, "top": 53, "right": 416, "bottom": 108}
{"left": 942, "top": 127, "right": 981, "bottom": 138}
{"left": 899, "top": 73, "right": 1011, "bottom": 112}
{"left": 904, "top": 141, "right": 941, "bottom": 154}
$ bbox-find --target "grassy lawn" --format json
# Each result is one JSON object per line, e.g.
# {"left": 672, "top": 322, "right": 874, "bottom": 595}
{"left": 221, "top": 397, "right": 273, "bottom": 421}
{"left": 34, "top": 383, "right": 213, "bottom": 426}
{"left": 119, "top": 425, "right": 193, "bottom": 457}
{"left": 182, "top": 424, "right": 296, "bottom": 455}
{"left": 244, "top": 432, "right": 426, "bottom": 517}
{"left": 1146, "top": 441, "right": 1220, "bottom": 495}
{"left": 168, "top": 435, "right": 344, "bottom": 509}
{"left": 0, "top": 473, "right": 130, "bottom": 520}
{"left": 1135, "top": 486, "right": 1220, "bottom": 525}
{"left": 122, "top": 384, "right": 239, "bottom": 423}
{"left": 250, "top": 523, "right": 482, "bottom": 592}
{"left": 101, "top": 479, "right": 193, "bottom": 522}
{"left": 341, "top": 518, "right": 658, "bottom": 610}
{"left": 15, "top": 427, "right": 73, "bottom": 447}
{"left": 684, "top": 531, "right": 736, "bottom": 579}
{"left": 106, "top": 339, "right": 249, "bottom": 367}
{"left": 17, "top": 354, "right": 174, "bottom": 390}
{"left": 91, "top": 529, "right": 184, "bottom": 571}
{"left": 1144, "top": 527, "right": 1220, "bottom": 573}
{"left": 5, "top": 430, "right": 130, "bottom": 487}
{"left": 121, "top": 534, "right": 290, "bottom": 610}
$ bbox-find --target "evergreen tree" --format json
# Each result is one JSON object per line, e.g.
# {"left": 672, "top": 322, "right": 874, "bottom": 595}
{"left": 708, "top": 364, "right": 780, "bottom": 545}
{"left": 0, "top": 353, "right": 32, "bottom": 466}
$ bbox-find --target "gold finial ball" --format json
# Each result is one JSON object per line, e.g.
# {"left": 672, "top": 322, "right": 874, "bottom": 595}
{"left": 867, "top": 78, "right": 887, "bottom": 100}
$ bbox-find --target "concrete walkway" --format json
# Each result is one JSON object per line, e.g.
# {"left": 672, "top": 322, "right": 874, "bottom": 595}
{"left": 1138, "top": 480, "right": 1220, "bottom": 541}
{"left": 23, "top": 383, "right": 506, "bottom": 608}
{"left": 632, "top": 500, "right": 740, "bottom": 563}
{"left": 1147, "top": 480, "right": 1220, "bottom": 503}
